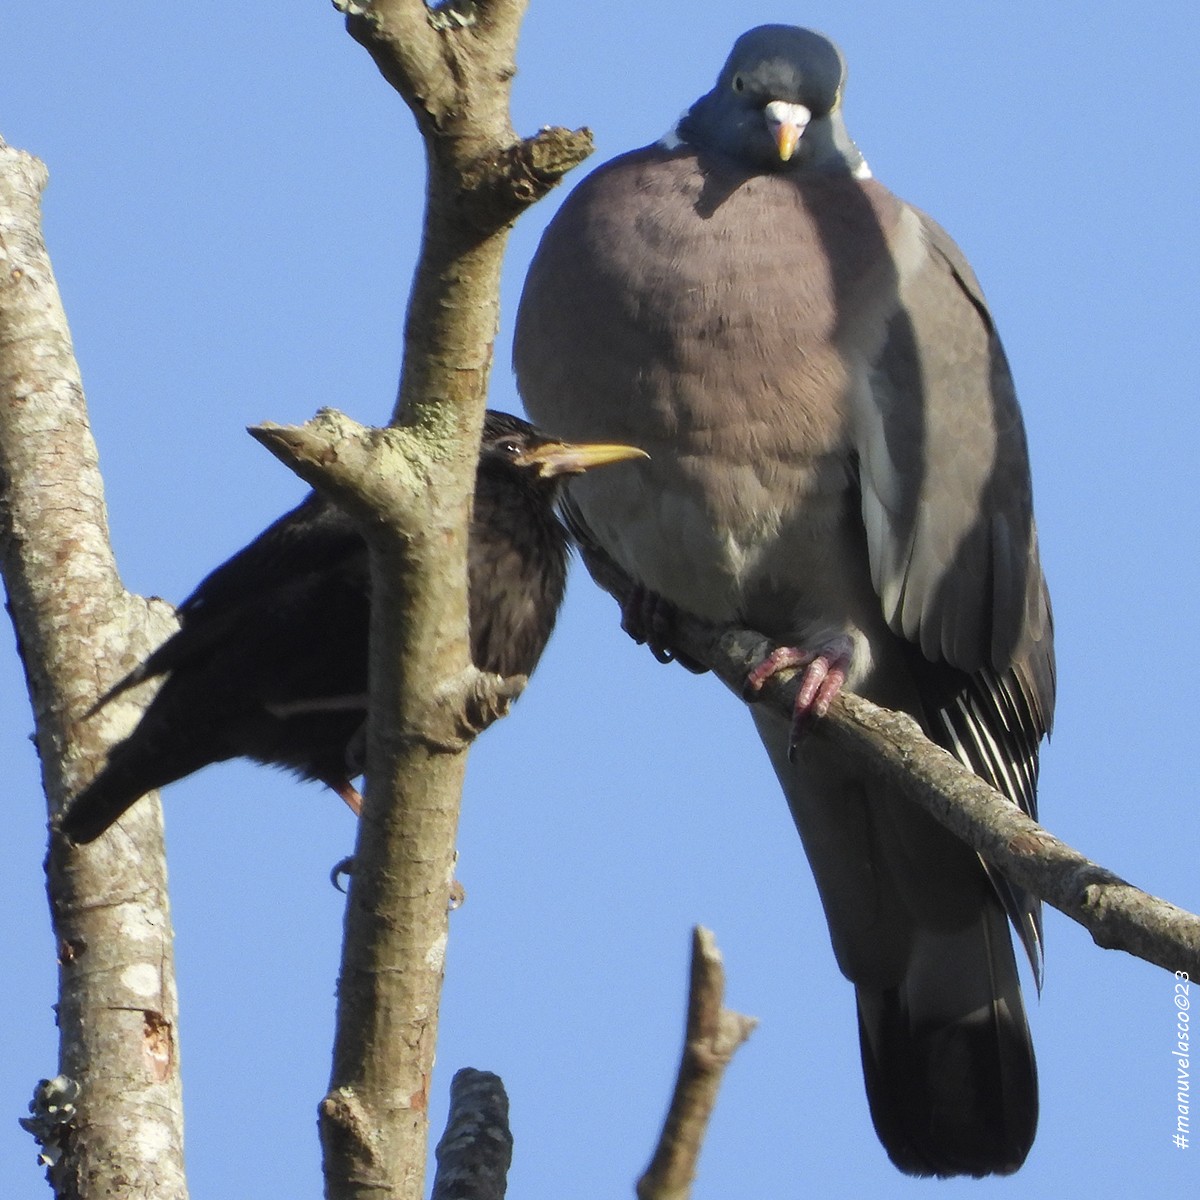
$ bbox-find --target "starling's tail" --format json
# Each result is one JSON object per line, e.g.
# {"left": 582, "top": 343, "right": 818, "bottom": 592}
{"left": 855, "top": 898, "right": 1037, "bottom": 1177}
{"left": 58, "top": 760, "right": 153, "bottom": 845}
{"left": 59, "top": 724, "right": 211, "bottom": 844}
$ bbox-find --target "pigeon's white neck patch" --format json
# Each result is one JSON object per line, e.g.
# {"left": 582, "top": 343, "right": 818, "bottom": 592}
{"left": 657, "top": 106, "right": 873, "bottom": 179}
{"left": 656, "top": 109, "right": 691, "bottom": 151}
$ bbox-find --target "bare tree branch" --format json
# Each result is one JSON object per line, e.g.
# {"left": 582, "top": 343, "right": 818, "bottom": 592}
{"left": 252, "top": 410, "right": 524, "bottom": 1198}
{"left": 431, "top": 1069, "right": 513, "bottom": 1200}
{"left": 637, "top": 928, "right": 757, "bottom": 1200}
{"left": 277, "top": 7, "right": 589, "bottom": 1197}
{"left": 335, "top": 0, "right": 590, "bottom": 433}
{"left": 0, "top": 135, "right": 187, "bottom": 1198}
{"left": 577, "top": 541, "right": 1200, "bottom": 978}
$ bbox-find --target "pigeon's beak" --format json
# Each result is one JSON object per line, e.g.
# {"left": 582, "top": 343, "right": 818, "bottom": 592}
{"left": 764, "top": 100, "right": 811, "bottom": 162}
{"left": 518, "top": 439, "right": 649, "bottom": 479}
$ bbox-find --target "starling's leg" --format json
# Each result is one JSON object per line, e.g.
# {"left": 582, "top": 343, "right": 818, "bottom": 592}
{"left": 331, "top": 780, "right": 363, "bottom": 816}
{"left": 326, "top": 780, "right": 363, "bottom": 892}
{"left": 619, "top": 582, "right": 708, "bottom": 673}
{"left": 743, "top": 634, "right": 854, "bottom": 757}
{"left": 324, "top": 777, "right": 463, "bottom": 903}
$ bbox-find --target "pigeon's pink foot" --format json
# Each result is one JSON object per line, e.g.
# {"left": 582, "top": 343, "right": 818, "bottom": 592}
{"left": 743, "top": 633, "right": 855, "bottom": 755}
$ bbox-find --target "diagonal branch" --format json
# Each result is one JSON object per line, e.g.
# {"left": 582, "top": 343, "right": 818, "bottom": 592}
{"left": 576, "top": 540, "right": 1200, "bottom": 979}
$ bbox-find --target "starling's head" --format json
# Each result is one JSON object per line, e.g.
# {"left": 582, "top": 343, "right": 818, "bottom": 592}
{"left": 469, "top": 413, "right": 648, "bottom": 679}
{"left": 480, "top": 411, "right": 647, "bottom": 486}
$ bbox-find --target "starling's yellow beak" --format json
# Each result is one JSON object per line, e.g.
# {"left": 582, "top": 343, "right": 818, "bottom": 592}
{"left": 518, "top": 439, "right": 649, "bottom": 479}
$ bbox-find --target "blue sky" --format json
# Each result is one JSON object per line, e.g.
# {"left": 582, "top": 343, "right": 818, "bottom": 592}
{"left": 3, "top": 3, "right": 1198, "bottom": 1196}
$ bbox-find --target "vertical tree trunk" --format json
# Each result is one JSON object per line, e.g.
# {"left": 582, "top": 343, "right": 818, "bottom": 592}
{"left": 263, "top": 5, "right": 592, "bottom": 1196}
{"left": 0, "top": 136, "right": 188, "bottom": 1199}
{"left": 3, "top": 4, "right": 592, "bottom": 1194}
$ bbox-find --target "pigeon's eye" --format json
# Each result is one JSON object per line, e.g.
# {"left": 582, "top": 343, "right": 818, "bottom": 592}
{"left": 732, "top": 73, "right": 746, "bottom": 93}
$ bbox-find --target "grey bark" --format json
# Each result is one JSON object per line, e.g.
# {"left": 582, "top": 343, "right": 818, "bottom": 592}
{"left": 637, "top": 928, "right": 757, "bottom": 1200}
{"left": 287, "top": 5, "right": 591, "bottom": 1197}
{"left": 0, "top": 136, "right": 188, "bottom": 1199}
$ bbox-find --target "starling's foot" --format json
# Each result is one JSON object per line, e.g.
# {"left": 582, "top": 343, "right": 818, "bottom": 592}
{"left": 330, "top": 855, "right": 355, "bottom": 892}
{"left": 620, "top": 582, "right": 675, "bottom": 661}
{"left": 743, "top": 634, "right": 854, "bottom": 757}
{"left": 620, "top": 583, "right": 707, "bottom": 673}
{"left": 332, "top": 857, "right": 466, "bottom": 911}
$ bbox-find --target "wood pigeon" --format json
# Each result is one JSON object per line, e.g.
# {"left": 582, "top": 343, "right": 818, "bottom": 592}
{"left": 61, "top": 412, "right": 646, "bottom": 845}
{"left": 514, "top": 24, "right": 1054, "bottom": 1178}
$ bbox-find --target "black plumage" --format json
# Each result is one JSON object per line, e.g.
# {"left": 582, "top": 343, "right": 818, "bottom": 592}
{"left": 61, "top": 411, "right": 645, "bottom": 844}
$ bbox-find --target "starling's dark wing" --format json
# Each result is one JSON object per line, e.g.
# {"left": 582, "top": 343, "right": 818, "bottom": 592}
{"left": 176, "top": 494, "right": 358, "bottom": 623}
{"left": 62, "top": 505, "right": 371, "bottom": 844}
{"left": 99, "top": 493, "right": 363, "bottom": 706}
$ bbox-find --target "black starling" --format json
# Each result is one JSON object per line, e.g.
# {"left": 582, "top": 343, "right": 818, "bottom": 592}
{"left": 61, "top": 411, "right": 646, "bottom": 845}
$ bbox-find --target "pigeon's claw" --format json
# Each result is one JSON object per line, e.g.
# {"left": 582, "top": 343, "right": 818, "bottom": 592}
{"left": 743, "top": 634, "right": 854, "bottom": 756}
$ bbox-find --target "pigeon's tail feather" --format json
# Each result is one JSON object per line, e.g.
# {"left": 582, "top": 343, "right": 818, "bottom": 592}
{"left": 855, "top": 899, "right": 1037, "bottom": 1177}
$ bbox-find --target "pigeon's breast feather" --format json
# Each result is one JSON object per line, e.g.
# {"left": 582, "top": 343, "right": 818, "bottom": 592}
{"left": 516, "top": 146, "right": 916, "bottom": 631}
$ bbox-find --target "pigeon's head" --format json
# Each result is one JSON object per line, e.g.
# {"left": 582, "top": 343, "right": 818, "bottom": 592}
{"left": 679, "top": 26, "right": 867, "bottom": 176}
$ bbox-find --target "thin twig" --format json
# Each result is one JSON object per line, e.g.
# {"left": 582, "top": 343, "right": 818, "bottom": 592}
{"left": 637, "top": 928, "right": 757, "bottom": 1200}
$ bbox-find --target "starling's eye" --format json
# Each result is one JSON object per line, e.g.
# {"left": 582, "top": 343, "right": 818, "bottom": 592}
{"left": 732, "top": 74, "right": 745, "bottom": 93}
{"left": 497, "top": 440, "right": 522, "bottom": 456}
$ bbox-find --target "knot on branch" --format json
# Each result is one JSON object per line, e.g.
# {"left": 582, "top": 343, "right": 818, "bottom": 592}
{"left": 402, "top": 667, "right": 526, "bottom": 753}
{"left": 427, "top": 0, "right": 477, "bottom": 32}
{"left": 249, "top": 408, "right": 377, "bottom": 481}
{"left": 19, "top": 1075, "right": 80, "bottom": 1168}
{"left": 508, "top": 126, "right": 594, "bottom": 196}
{"left": 249, "top": 410, "right": 437, "bottom": 537}
{"left": 319, "top": 1086, "right": 384, "bottom": 1185}
{"left": 458, "top": 126, "right": 594, "bottom": 232}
